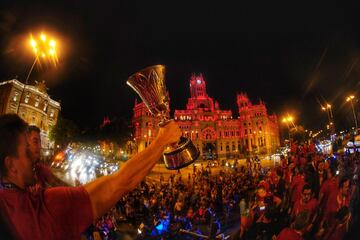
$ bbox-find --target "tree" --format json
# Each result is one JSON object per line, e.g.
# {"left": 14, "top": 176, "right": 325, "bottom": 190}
{"left": 98, "top": 117, "right": 133, "bottom": 146}
{"left": 290, "top": 125, "right": 306, "bottom": 143}
{"left": 49, "top": 116, "right": 80, "bottom": 148}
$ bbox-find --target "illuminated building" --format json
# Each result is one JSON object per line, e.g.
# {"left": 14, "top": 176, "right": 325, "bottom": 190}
{"left": 132, "top": 98, "right": 164, "bottom": 152}
{"left": 0, "top": 79, "right": 61, "bottom": 150}
{"left": 132, "top": 74, "right": 280, "bottom": 159}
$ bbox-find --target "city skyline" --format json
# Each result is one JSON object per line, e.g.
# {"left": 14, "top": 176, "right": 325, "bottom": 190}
{"left": 0, "top": 1, "right": 359, "bottom": 131}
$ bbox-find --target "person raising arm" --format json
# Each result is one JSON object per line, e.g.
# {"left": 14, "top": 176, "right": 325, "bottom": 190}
{"left": 0, "top": 114, "right": 181, "bottom": 239}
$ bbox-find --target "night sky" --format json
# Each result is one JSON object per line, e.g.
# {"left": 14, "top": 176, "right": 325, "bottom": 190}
{"left": 0, "top": 1, "right": 359, "bottom": 132}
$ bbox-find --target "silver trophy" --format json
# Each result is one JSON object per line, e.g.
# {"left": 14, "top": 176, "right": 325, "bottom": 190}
{"left": 127, "top": 65, "right": 199, "bottom": 170}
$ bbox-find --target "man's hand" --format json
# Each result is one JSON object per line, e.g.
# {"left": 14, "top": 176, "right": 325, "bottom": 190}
{"left": 155, "top": 120, "right": 182, "bottom": 146}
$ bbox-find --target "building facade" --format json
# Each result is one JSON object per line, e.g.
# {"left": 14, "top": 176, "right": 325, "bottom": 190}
{"left": 0, "top": 79, "right": 61, "bottom": 151}
{"left": 132, "top": 74, "right": 280, "bottom": 159}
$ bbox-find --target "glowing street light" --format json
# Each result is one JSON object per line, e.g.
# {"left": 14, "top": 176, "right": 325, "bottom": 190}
{"left": 282, "top": 114, "right": 296, "bottom": 140}
{"left": 346, "top": 95, "right": 358, "bottom": 131}
{"left": 282, "top": 115, "right": 296, "bottom": 128}
{"left": 321, "top": 103, "right": 335, "bottom": 134}
{"left": 25, "top": 32, "right": 59, "bottom": 84}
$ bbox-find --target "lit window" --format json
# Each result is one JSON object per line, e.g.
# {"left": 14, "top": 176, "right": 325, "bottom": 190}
{"left": 13, "top": 92, "right": 19, "bottom": 102}
{"left": 35, "top": 97, "right": 40, "bottom": 107}
{"left": 43, "top": 102, "right": 48, "bottom": 111}
{"left": 50, "top": 110, "right": 54, "bottom": 118}
{"left": 197, "top": 79, "right": 201, "bottom": 84}
{"left": 25, "top": 93, "right": 30, "bottom": 103}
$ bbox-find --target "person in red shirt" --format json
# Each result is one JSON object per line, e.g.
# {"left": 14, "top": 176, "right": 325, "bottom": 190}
{"left": 309, "top": 141, "right": 316, "bottom": 154}
{"left": 317, "top": 206, "right": 351, "bottom": 240}
{"left": 291, "top": 184, "right": 318, "bottom": 219}
{"left": 316, "top": 161, "right": 327, "bottom": 187}
{"left": 319, "top": 165, "right": 339, "bottom": 227}
{"left": 277, "top": 210, "right": 310, "bottom": 240}
{"left": 290, "top": 168, "right": 306, "bottom": 204}
{"left": 291, "top": 142, "right": 298, "bottom": 155}
{"left": 336, "top": 177, "right": 350, "bottom": 210}
{"left": 0, "top": 114, "right": 181, "bottom": 239}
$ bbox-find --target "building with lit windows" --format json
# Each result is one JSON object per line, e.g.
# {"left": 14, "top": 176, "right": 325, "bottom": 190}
{"left": 132, "top": 74, "right": 280, "bottom": 159}
{"left": 0, "top": 79, "right": 61, "bottom": 151}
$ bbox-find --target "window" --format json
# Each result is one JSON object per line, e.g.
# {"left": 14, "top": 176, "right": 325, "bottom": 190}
{"left": 245, "top": 129, "right": 247, "bottom": 134}
{"left": 50, "top": 110, "right": 54, "bottom": 118}
{"left": 12, "top": 92, "right": 19, "bottom": 102}
{"left": 25, "top": 93, "right": 30, "bottom": 103}
{"left": 249, "top": 129, "right": 252, "bottom": 134}
{"left": 35, "top": 96, "right": 40, "bottom": 107}
{"left": 43, "top": 101, "right": 48, "bottom": 111}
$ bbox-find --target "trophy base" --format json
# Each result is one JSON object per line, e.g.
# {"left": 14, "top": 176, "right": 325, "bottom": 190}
{"left": 165, "top": 158, "right": 198, "bottom": 170}
{"left": 163, "top": 137, "right": 200, "bottom": 170}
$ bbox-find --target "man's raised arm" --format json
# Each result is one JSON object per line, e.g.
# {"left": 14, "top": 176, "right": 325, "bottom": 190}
{"left": 84, "top": 120, "right": 181, "bottom": 220}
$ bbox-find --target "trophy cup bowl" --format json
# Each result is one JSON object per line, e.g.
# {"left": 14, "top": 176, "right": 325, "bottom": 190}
{"left": 127, "top": 65, "right": 199, "bottom": 170}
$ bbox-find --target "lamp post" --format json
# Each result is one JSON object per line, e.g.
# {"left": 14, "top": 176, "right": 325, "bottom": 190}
{"left": 346, "top": 95, "right": 358, "bottom": 131}
{"left": 17, "top": 32, "right": 59, "bottom": 115}
{"left": 282, "top": 115, "right": 295, "bottom": 140}
{"left": 322, "top": 104, "right": 335, "bottom": 135}
{"left": 327, "top": 104, "right": 333, "bottom": 119}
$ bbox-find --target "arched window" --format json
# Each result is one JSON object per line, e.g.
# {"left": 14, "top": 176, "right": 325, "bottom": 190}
{"left": 12, "top": 92, "right": 19, "bottom": 102}
{"left": 25, "top": 92, "right": 30, "bottom": 103}
{"left": 226, "top": 145, "right": 230, "bottom": 152}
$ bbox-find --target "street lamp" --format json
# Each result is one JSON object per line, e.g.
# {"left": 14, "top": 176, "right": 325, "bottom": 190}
{"left": 282, "top": 115, "right": 295, "bottom": 139}
{"left": 26, "top": 32, "right": 59, "bottom": 84}
{"left": 283, "top": 115, "right": 296, "bottom": 129}
{"left": 17, "top": 32, "right": 60, "bottom": 115}
{"left": 321, "top": 103, "right": 335, "bottom": 134}
{"left": 326, "top": 104, "right": 333, "bottom": 119}
{"left": 346, "top": 95, "right": 358, "bottom": 131}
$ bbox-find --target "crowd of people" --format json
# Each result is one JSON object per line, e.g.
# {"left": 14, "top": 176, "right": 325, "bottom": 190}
{"left": 87, "top": 141, "right": 360, "bottom": 240}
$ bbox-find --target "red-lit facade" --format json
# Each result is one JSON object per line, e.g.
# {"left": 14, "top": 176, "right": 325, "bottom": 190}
{"left": 132, "top": 74, "right": 280, "bottom": 159}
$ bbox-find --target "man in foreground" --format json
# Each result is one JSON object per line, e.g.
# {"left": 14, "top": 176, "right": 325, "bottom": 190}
{"left": 27, "top": 125, "right": 70, "bottom": 188}
{"left": 0, "top": 114, "right": 181, "bottom": 239}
